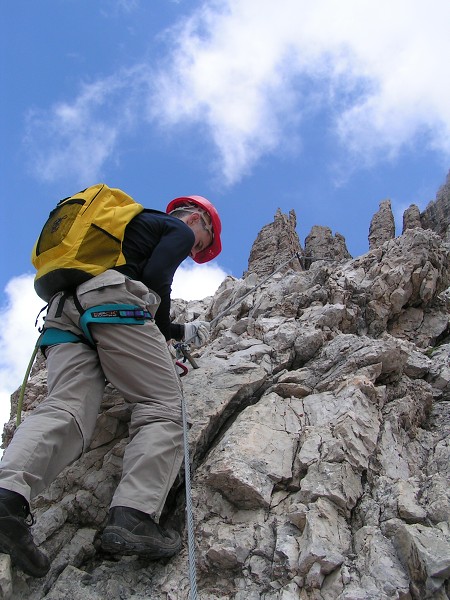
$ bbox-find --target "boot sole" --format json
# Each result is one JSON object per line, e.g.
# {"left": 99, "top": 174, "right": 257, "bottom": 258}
{"left": 101, "top": 526, "right": 181, "bottom": 559}
{"left": 0, "top": 529, "right": 50, "bottom": 578}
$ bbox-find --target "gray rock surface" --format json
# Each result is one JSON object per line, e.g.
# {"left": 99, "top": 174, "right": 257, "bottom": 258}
{"left": 304, "top": 225, "right": 351, "bottom": 269}
{"left": 402, "top": 204, "right": 422, "bottom": 232}
{"left": 421, "top": 170, "right": 450, "bottom": 242}
{"left": 245, "top": 208, "right": 303, "bottom": 278}
{"left": 2, "top": 192, "right": 450, "bottom": 599}
{"left": 368, "top": 199, "right": 396, "bottom": 250}
{"left": 401, "top": 169, "right": 450, "bottom": 242}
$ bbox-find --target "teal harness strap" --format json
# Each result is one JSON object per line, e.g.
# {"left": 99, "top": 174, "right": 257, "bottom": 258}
{"left": 18, "top": 328, "right": 85, "bottom": 426}
{"left": 78, "top": 303, "right": 154, "bottom": 345}
{"left": 38, "top": 328, "right": 85, "bottom": 349}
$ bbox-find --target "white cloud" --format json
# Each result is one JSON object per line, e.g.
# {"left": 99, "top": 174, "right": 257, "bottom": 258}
{"left": 0, "top": 276, "right": 45, "bottom": 430}
{"left": 24, "top": 66, "right": 151, "bottom": 185}
{"left": 24, "top": 0, "right": 450, "bottom": 185}
{"left": 151, "top": 0, "right": 450, "bottom": 181}
{"left": 0, "top": 264, "right": 227, "bottom": 430}
{"left": 172, "top": 261, "right": 227, "bottom": 300}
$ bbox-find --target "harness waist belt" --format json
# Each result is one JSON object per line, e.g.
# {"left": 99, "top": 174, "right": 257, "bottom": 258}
{"left": 79, "top": 303, "right": 154, "bottom": 345}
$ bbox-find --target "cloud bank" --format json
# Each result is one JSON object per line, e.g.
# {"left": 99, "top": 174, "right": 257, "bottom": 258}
{"left": 172, "top": 261, "right": 226, "bottom": 300}
{"left": 0, "top": 276, "right": 45, "bottom": 430}
{"left": 25, "top": 0, "right": 450, "bottom": 185}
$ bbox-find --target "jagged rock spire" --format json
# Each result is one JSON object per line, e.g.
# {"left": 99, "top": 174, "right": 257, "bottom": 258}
{"left": 421, "top": 172, "right": 450, "bottom": 241}
{"left": 401, "top": 171, "right": 450, "bottom": 242}
{"left": 304, "top": 225, "right": 352, "bottom": 268}
{"left": 369, "top": 199, "right": 396, "bottom": 249}
{"left": 245, "top": 208, "right": 303, "bottom": 278}
{"left": 402, "top": 204, "right": 422, "bottom": 232}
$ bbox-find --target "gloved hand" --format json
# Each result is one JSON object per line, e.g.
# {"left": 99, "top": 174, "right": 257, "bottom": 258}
{"left": 183, "top": 320, "right": 210, "bottom": 348}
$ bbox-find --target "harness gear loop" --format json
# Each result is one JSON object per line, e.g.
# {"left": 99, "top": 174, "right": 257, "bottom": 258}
{"left": 176, "top": 361, "right": 189, "bottom": 377}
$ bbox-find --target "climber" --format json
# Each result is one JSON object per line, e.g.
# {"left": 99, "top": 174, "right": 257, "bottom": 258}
{"left": 0, "top": 195, "right": 222, "bottom": 577}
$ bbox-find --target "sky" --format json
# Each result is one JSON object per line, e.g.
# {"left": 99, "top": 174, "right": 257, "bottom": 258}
{"left": 1, "top": 0, "right": 450, "bottom": 430}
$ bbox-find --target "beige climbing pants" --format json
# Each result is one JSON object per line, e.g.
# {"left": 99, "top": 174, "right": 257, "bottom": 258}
{"left": 0, "top": 271, "right": 184, "bottom": 521}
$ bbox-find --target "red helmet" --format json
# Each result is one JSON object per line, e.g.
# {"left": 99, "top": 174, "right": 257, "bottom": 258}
{"left": 166, "top": 195, "right": 222, "bottom": 263}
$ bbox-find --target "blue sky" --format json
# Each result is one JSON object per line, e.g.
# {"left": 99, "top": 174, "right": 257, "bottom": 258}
{"left": 1, "top": 0, "right": 449, "bottom": 425}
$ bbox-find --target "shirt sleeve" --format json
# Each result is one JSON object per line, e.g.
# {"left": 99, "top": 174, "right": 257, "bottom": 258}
{"left": 169, "top": 322, "right": 185, "bottom": 341}
{"left": 140, "top": 221, "right": 194, "bottom": 340}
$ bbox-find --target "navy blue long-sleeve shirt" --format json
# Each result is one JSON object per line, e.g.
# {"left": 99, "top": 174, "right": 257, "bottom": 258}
{"left": 115, "top": 209, "right": 194, "bottom": 340}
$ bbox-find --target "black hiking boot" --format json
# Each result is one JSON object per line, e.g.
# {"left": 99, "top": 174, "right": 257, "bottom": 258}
{"left": 0, "top": 488, "right": 50, "bottom": 577}
{"left": 101, "top": 506, "right": 182, "bottom": 559}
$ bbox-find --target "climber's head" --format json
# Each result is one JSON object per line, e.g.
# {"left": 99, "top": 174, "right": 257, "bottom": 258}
{"left": 166, "top": 196, "right": 222, "bottom": 263}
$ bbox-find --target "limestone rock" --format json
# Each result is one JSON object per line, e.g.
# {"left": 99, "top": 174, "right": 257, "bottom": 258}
{"left": 392, "top": 521, "right": 450, "bottom": 598}
{"left": 0, "top": 554, "right": 12, "bottom": 600}
{"left": 403, "top": 203, "right": 422, "bottom": 232}
{"left": 400, "top": 173, "right": 450, "bottom": 250}
{"left": 203, "top": 392, "right": 301, "bottom": 509}
{"left": 304, "top": 225, "right": 352, "bottom": 268}
{"left": 245, "top": 208, "right": 303, "bottom": 278}
{"left": 368, "top": 198, "right": 396, "bottom": 249}
{"left": 353, "top": 526, "right": 411, "bottom": 598}
{"left": 421, "top": 169, "right": 450, "bottom": 241}
{"left": 2, "top": 184, "right": 450, "bottom": 599}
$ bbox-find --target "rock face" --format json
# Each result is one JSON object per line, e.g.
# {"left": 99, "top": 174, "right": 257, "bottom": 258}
{"left": 402, "top": 169, "right": 450, "bottom": 242}
{"left": 421, "top": 172, "right": 450, "bottom": 242}
{"left": 245, "top": 208, "right": 303, "bottom": 277}
{"left": 2, "top": 196, "right": 450, "bottom": 599}
{"left": 369, "top": 199, "right": 396, "bottom": 249}
{"left": 304, "top": 225, "right": 351, "bottom": 269}
{"left": 402, "top": 204, "right": 422, "bottom": 232}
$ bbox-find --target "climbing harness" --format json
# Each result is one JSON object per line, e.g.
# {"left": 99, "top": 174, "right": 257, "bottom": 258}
{"left": 16, "top": 302, "right": 153, "bottom": 425}
{"left": 39, "top": 328, "right": 87, "bottom": 348}
{"left": 77, "top": 303, "right": 153, "bottom": 345}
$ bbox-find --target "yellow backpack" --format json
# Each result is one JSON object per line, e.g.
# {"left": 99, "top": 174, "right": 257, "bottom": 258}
{"left": 32, "top": 183, "right": 144, "bottom": 301}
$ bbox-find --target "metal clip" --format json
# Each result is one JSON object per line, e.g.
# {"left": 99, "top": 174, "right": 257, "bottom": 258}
{"left": 174, "top": 342, "right": 199, "bottom": 369}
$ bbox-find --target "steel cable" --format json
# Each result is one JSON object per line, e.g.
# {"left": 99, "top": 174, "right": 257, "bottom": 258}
{"left": 181, "top": 393, "right": 198, "bottom": 600}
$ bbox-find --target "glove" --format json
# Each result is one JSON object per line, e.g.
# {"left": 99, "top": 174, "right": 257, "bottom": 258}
{"left": 183, "top": 320, "right": 210, "bottom": 348}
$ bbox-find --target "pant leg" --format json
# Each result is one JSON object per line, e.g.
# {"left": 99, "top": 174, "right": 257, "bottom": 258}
{"left": 1, "top": 270, "right": 185, "bottom": 519}
{"left": 91, "top": 318, "right": 184, "bottom": 521}
{"left": 0, "top": 342, "right": 105, "bottom": 503}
